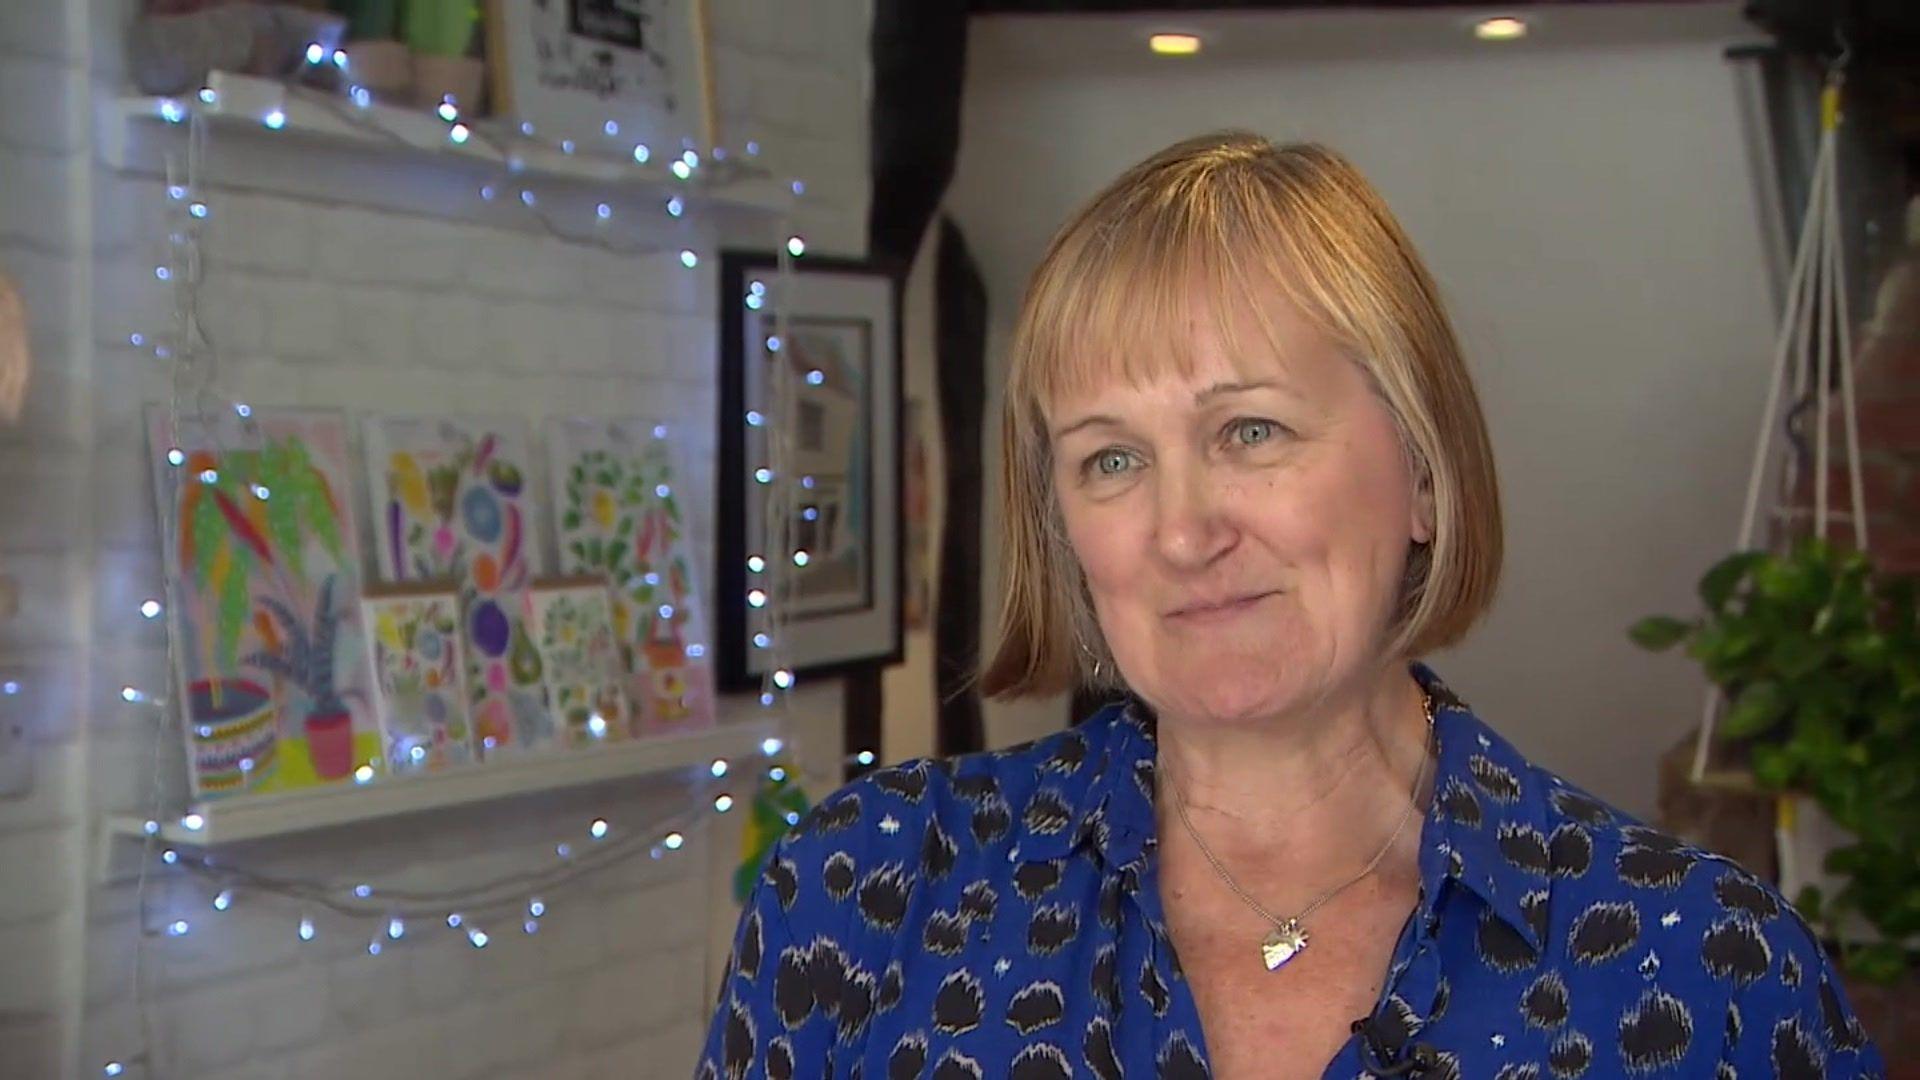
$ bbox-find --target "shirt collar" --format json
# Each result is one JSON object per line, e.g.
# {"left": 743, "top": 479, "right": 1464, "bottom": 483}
{"left": 1011, "top": 659, "right": 1548, "bottom": 952}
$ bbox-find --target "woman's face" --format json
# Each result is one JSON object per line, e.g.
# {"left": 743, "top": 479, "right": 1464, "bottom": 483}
{"left": 1047, "top": 295, "right": 1434, "bottom": 727}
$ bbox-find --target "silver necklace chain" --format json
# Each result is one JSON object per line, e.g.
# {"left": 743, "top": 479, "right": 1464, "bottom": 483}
{"left": 1163, "top": 688, "right": 1436, "bottom": 933}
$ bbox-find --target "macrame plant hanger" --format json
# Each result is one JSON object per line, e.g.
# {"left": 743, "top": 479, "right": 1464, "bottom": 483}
{"left": 1690, "top": 43, "right": 1871, "bottom": 784}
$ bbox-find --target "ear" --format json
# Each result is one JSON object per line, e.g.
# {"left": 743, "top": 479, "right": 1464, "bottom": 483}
{"left": 1409, "top": 465, "right": 1436, "bottom": 546}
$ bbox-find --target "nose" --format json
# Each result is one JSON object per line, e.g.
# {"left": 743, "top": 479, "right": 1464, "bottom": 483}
{"left": 1151, "top": 456, "right": 1237, "bottom": 571}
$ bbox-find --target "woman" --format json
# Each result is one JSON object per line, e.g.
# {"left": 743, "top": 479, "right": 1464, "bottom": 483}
{"left": 697, "top": 133, "right": 1883, "bottom": 1078}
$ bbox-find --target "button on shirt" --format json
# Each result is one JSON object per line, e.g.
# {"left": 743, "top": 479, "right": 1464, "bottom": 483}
{"left": 698, "top": 661, "right": 1884, "bottom": 1078}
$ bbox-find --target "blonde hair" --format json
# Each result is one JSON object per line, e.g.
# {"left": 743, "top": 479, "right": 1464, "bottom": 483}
{"left": 978, "top": 131, "right": 1502, "bottom": 700}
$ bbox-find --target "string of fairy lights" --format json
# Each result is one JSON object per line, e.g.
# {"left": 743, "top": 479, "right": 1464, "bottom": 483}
{"left": 82, "top": 48, "right": 868, "bottom": 1080}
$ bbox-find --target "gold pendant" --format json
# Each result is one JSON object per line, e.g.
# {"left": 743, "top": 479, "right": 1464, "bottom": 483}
{"left": 1261, "top": 919, "right": 1308, "bottom": 971}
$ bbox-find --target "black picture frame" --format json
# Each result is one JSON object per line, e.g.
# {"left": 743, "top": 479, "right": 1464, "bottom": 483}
{"left": 716, "top": 251, "right": 905, "bottom": 691}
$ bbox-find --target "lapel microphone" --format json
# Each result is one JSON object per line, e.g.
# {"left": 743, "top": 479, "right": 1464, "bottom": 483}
{"left": 1351, "top": 1012, "right": 1439, "bottom": 1078}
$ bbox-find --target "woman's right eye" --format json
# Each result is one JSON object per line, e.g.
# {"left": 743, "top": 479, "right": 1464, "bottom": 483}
{"left": 1086, "top": 449, "right": 1135, "bottom": 478}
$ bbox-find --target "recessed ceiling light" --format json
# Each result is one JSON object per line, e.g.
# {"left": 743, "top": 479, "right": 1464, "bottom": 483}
{"left": 1474, "top": 16, "right": 1528, "bottom": 41}
{"left": 1149, "top": 32, "right": 1202, "bottom": 56}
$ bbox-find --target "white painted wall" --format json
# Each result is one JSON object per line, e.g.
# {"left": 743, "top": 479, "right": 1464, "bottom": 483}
{"left": 0, "top": 0, "right": 871, "bottom": 1075}
{"left": 951, "top": 3, "right": 1778, "bottom": 819}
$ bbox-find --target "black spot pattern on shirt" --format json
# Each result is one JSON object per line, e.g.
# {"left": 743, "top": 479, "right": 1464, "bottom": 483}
{"left": 739, "top": 910, "right": 764, "bottom": 980}
{"left": 773, "top": 945, "right": 814, "bottom": 1028}
{"left": 1156, "top": 1031, "right": 1209, "bottom": 1079}
{"left": 1006, "top": 980, "right": 1065, "bottom": 1035}
{"left": 766, "top": 1034, "right": 794, "bottom": 1080}
{"left": 1700, "top": 916, "right": 1772, "bottom": 987}
{"left": 1713, "top": 869, "right": 1781, "bottom": 920}
{"left": 1024, "top": 788, "right": 1073, "bottom": 835}
{"left": 925, "top": 909, "right": 971, "bottom": 956}
{"left": 1028, "top": 904, "right": 1079, "bottom": 956}
{"left": 931, "top": 1046, "right": 983, "bottom": 1080}
{"left": 922, "top": 820, "right": 958, "bottom": 881}
{"left": 959, "top": 880, "right": 997, "bottom": 924}
{"left": 1570, "top": 901, "right": 1639, "bottom": 965}
{"left": 1140, "top": 953, "right": 1171, "bottom": 1017}
{"left": 970, "top": 795, "right": 1012, "bottom": 846}
{"left": 768, "top": 855, "right": 798, "bottom": 911}
{"left": 805, "top": 793, "right": 863, "bottom": 836}
{"left": 1550, "top": 787, "right": 1612, "bottom": 826}
{"left": 933, "top": 969, "right": 984, "bottom": 1034}
{"left": 1549, "top": 823, "right": 1593, "bottom": 878}
{"left": 722, "top": 998, "right": 754, "bottom": 1080}
{"left": 838, "top": 966, "right": 877, "bottom": 1040}
{"left": 1085, "top": 1016, "right": 1121, "bottom": 1080}
{"left": 1616, "top": 842, "right": 1694, "bottom": 890}
{"left": 1521, "top": 889, "right": 1551, "bottom": 942}
{"left": 1500, "top": 823, "right": 1552, "bottom": 875}
{"left": 1781, "top": 949, "right": 1803, "bottom": 988}
{"left": 871, "top": 764, "right": 927, "bottom": 802}
{"left": 1470, "top": 754, "right": 1522, "bottom": 803}
{"left": 1478, "top": 905, "right": 1540, "bottom": 973}
{"left": 1045, "top": 731, "right": 1088, "bottom": 773}
{"left": 1092, "top": 943, "right": 1121, "bottom": 1012}
{"left": 1495, "top": 1065, "right": 1541, "bottom": 1080}
{"left": 1523, "top": 971, "right": 1571, "bottom": 1029}
{"left": 952, "top": 773, "right": 999, "bottom": 801}
{"left": 823, "top": 851, "right": 856, "bottom": 901}
{"left": 1548, "top": 1030, "right": 1592, "bottom": 1078}
{"left": 877, "top": 961, "right": 903, "bottom": 1014}
{"left": 857, "top": 864, "right": 913, "bottom": 931}
{"left": 1010, "top": 1043, "right": 1072, "bottom": 1080}
{"left": 887, "top": 1032, "right": 926, "bottom": 1080}
{"left": 1821, "top": 977, "right": 1867, "bottom": 1051}
{"left": 1618, "top": 989, "right": 1692, "bottom": 1072}
{"left": 1772, "top": 1017, "right": 1825, "bottom": 1080}
{"left": 1439, "top": 778, "right": 1483, "bottom": 827}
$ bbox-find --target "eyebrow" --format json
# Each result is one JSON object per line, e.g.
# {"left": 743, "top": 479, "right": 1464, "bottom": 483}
{"left": 1050, "top": 379, "right": 1286, "bottom": 440}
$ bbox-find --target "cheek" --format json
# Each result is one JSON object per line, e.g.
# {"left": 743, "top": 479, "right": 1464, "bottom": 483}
{"left": 1060, "top": 500, "right": 1142, "bottom": 597}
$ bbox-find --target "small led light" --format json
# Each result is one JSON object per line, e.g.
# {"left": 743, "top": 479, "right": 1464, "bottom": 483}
{"left": 197, "top": 87, "right": 217, "bottom": 104}
{"left": 786, "top": 236, "right": 806, "bottom": 257}
{"left": 196, "top": 725, "right": 212, "bottom": 738}
{"left": 519, "top": 190, "right": 536, "bottom": 207}
{"left": 120, "top": 686, "right": 145, "bottom": 703}
{"left": 238, "top": 756, "right": 254, "bottom": 772}
{"left": 664, "top": 832, "right": 685, "bottom": 850}
{"left": 142, "top": 819, "right": 160, "bottom": 836}
{"left": 449, "top": 123, "right": 470, "bottom": 144}
{"left": 436, "top": 101, "right": 459, "bottom": 122}
{"left": 197, "top": 468, "right": 218, "bottom": 485}
{"left": 468, "top": 929, "right": 490, "bottom": 948}
{"left": 587, "top": 713, "right": 608, "bottom": 738}
{"left": 159, "top": 99, "right": 185, "bottom": 123}
{"left": 589, "top": 818, "right": 609, "bottom": 839}
{"left": 523, "top": 919, "right": 539, "bottom": 935}
{"left": 409, "top": 745, "right": 426, "bottom": 763}
{"left": 750, "top": 280, "right": 767, "bottom": 296}
{"left": 596, "top": 203, "right": 612, "bottom": 220}
{"left": 754, "top": 468, "right": 773, "bottom": 484}
{"left": 234, "top": 402, "right": 252, "bottom": 418}
{"left": 299, "top": 917, "right": 315, "bottom": 941}
{"left": 657, "top": 604, "right": 675, "bottom": 619}
{"left": 856, "top": 749, "right": 876, "bottom": 766}
{"left": 520, "top": 121, "right": 535, "bottom": 135}
{"left": 785, "top": 810, "right": 801, "bottom": 825}
{"left": 687, "top": 644, "right": 706, "bottom": 658}
{"left": 529, "top": 899, "right": 546, "bottom": 918}
{"left": 446, "top": 913, "right": 464, "bottom": 928}
{"left": 752, "top": 633, "right": 770, "bottom": 649}
{"left": 140, "top": 599, "right": 163, "bottom": 619}
{"left": 154, "top": 346, "right": 172, "bottom": 359}
{"left": 670, "top": 160, "right": 692, "bottom": 180}
{"left": 167, "top": 919, "right": 190, "bottom": 937}
{"left": 180, "top": 813, "right": 204, "bottom": 831}
{"left": 679, "top": 249, "right": 698, "bottom": 268}
{"left": 387, "top": 917, "right": 405, "bottom": 940}
{"left": 603, "top": 120, "right": 620, "bottom": 136}
{"left": 791, "top": 179, "right": 806, "bottom": 196}
{"left": 213, "top": 889, "right": 231, "bottom": 911}
{"left": 765, "top": 335, "right": 782, "bottom": 352}
{"left": 350, "top": 86, "right": 372, "bottom": 108}
{"left": 367, "top": 940, "right": 382, "bottom": 956}
{"left": 130, "top": 333, "right": 146, "bottom": 347}
{"left": 561, "top": 139, "right": 575, "bottom": 154}
{"left": 770, "top": 766, "right": 787, "bottom": 782}
{"left": 332, "top": 49, "right": 349, "bottom": 69}
{"left": 806, "top": 369, "right": 825, "bottom": 386}
{"left": 480, "top": 184, "right": 497, "bottom": 201}
{"left": 263, "top": 109, "right": 286, "bottom": 130}
{"left": 710, "top": 758, "right": 729, "bottom": 778}
{"left": 746, "top": 140, "right": 760, "bottom": 156}
{"left": 105, "top": 1063, "right": 124, "bottom": 1077}
{"left": 1148, "top": 32, "right": 1202, "bottom": 56}
{"left": 654, "top": 483, "right": 671, "bottom": 498}
{"left": 1474, "top": 16, "right": 1528, "bottom": 41}
{"left": 745, "top": 293, "right": 763, "bottom": 311}
{"left": 631, "top": 143, "right": 650, "bottom": 163}
{"left": 354, "top": 764, "right": 374, "bottom": 784}
{"left": 773, "top": 669, "right": 794, "bottom": 689}
{"left": 801, "top": 475, "right": 817, "bottom": 490}
{"left": 681, "top": 149, "right": 699, "bottom": 168}
{"left": 747, "top": 589, "right": 767, "bottom": 608}
{"left": 166, "top": 448, "right": 186, "bottom": 467}
{"left": 161, "top": 849, "right": 178, "bottom": 865}
{"left": 555, "top": 843, "right": 572, "bottom": 858}
{"left": 793, "top": 550, "right": 810, "bottom": 567}
{"left": 714, "top": 794, "right": 734, "bottom": 813}
{"left": 747, "top": 555, "right": 766, "bottom": 573}
{"left": 353, "top": 883, "right": 373, "bottom": 899}
{"left": 652, "top": 424, "right": 667, "bottom": 439}
{"left": 154, "top": 266, "right": 171, "bottom": 282}
{"left": 483, "top": 736, "right": 498, "bottom": 750}
{"left": 252, "top": 484, "right": 271, "bottom": 501}
{"left": 760, "top": 692, "right": 776, "bottom": 706}
{"left": 666, "top": 196, "right": 684, "bottom": 217}
{"left": 643, "top": 572, "right": 660, "bottom": 586}
{"left": 305, "top": 42, "right": 325, "bottom": 64}
{"left": 164, "top": 184, "right": 185, "bottom": 201}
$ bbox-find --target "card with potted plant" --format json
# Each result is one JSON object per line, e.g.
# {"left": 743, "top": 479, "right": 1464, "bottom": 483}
{"left": 146, "top": 406, "right": 380, "bottom": 800}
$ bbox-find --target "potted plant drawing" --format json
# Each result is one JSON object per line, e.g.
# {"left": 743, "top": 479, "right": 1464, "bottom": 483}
{"left": 175, "top": 435, "right": 355, "bottom": 789}
{"left": 1630, "top": 535, "right": 1920, "bottom": 984}
{"left": 245, "top": 574, "right": 357, "bottom": 781}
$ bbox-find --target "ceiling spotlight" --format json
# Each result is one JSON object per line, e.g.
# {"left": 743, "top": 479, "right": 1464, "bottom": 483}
{"left": 1149, "top": 32, "right": 1202, "bottom": 56}
{"left": 1474, "top": 16, "right": 1528, "bottom": 42}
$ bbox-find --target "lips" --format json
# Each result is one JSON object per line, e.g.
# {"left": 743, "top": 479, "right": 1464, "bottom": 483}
{"left": 1167, "top": 590, "right": 1279, "bottom": 620}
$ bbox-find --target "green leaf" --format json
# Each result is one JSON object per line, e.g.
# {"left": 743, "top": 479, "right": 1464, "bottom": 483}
{"left": 1723, "top": 679, "right": 1789, "bottom": 738}
{"left": 1750, "top": 742, "right": 1795, "bottom": 788}
{"left": 1628, "top": 615, "right": 1693, "bottom": 651}
{"left": 1699, "top": 551, "right": 1766, "bottom": 613}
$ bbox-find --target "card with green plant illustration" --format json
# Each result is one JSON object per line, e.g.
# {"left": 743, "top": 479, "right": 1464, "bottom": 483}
{"left": 545, "top": 417, "right": 715, "bottom": 737}
{"left": 524, "top": 578, "right": 631, "bottom": 748}
{"left": 364, "top": 415, "right": 556, "bottom": 758}
{"left": 362, "top": 585, "right": 475, "bottom": 774}
{"left": 146, "top": 407, "right": 379, "bottom": 800}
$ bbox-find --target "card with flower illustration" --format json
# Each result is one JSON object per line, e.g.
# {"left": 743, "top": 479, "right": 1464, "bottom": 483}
{"left": 545, "top": 416, "right": 716, "bottom": 737}
{"left": 361, "top": 585, "right": 476, "bottom": 775}
{"left": 363, "top": 415, "right": 557, "bottom": 758}
{"left": 524, "top": 577, "right": 632, "bottom": 748}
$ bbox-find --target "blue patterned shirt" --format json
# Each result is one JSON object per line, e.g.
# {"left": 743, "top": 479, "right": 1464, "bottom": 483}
{"left": 698, "top": 660, "right": 1884, "bottom": 1078}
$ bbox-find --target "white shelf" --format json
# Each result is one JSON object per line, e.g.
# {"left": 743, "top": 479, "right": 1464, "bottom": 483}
{"left": 105, "top": 71, "right": 795, "bottom": 224}
{"left": 108, "top": 710, "right": 782, "bottom": 847}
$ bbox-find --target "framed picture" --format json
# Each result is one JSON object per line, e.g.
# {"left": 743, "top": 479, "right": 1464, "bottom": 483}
{"left": 717, "top": 251, "right": 904, "bottom": 689}
{"left": 524, "top": 576, "right": 633, "bottom": 747}
{"left": 484, "top": 0, "right": 717, "bottom": 151}
{"left": 145, "top": 406, "right": 380, "bottom": 801}
{"left": 545, "top": 416, "right": 716, "bottom": 736}
{"left": 361, "top": 583, "right": 476, "bottom": 776}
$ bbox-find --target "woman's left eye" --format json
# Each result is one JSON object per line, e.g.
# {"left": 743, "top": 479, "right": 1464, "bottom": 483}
{"left": 1228, "top": 418, "right": 1281, "bottom": 447}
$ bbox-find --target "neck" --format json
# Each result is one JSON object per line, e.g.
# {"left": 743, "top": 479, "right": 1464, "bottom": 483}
{"left": 1150, "top": 658, "right": 1435, "bottom": 871}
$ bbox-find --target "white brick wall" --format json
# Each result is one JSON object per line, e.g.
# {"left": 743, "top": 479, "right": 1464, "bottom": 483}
{"left": 0, "top": 0, "right": 871, "bottom": 1076}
